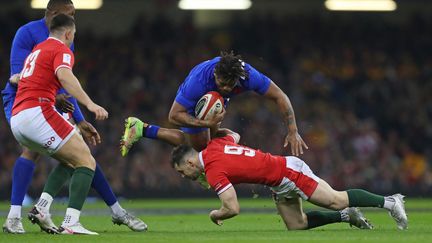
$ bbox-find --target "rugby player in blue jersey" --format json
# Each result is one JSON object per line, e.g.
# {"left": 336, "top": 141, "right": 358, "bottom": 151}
{"left": 121, "top": 52, "right": 308, "bottom": 187}
{"left": 2, "top": 0, "right": 146, "bottom": 234}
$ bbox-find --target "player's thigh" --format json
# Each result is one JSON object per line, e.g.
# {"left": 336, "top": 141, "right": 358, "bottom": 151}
{"left": 275, "top": 196, "right": 308, "bottom": 230}
{"left": 184, "top": 128, "right": 210, "bottom": 151}
{"left": 53, "top": 132, "right": 95, "bottom": 170}
{"left": 308, "top": 180, "right": 348, "bottom": 210}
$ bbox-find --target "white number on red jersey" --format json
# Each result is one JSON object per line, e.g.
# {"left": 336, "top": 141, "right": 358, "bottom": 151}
{"left": 20, "top": 49, "right": 41, "bottom": 79}
{"left": 224, "top": 145, "right": 256, "bottom": 157}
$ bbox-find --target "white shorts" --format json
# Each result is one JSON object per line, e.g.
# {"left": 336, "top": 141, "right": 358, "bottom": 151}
{"left": 271, "top": 156, "right": 320, "bottom": 201}
{"left": 11, "top": 105, "right": 75, "bottom": 155}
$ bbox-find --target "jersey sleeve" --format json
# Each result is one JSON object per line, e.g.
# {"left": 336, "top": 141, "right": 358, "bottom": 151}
{"left": 10, "top": 26, "right": 35, "bottom": 75}
{"left": 206, "top": 169, "right": 232, "bottom": 195}
{"left": 174, "top": 77, "right": 206, "bottom": 113}
{"left": 244, "top": 63, "right": 271, "bottom": 95}
{"left": 53, "top": 48, "right": 75, "bottom": 74}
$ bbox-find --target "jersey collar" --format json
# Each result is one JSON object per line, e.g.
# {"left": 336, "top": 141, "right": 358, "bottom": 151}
{"left": 48, "top": 37, "right": 65, "bottom": 44}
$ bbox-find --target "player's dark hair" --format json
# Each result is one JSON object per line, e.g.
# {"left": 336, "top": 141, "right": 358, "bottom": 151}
{"left": 214, "top": 51, "right": 248, "bottom": 85}
{"left": 171, "top": 145, "right": 194, "bottom": 168}
{"left": 49, "top": 14, "right": 75, "bottom": 33}
{"left": 47, "top": 0, "right": 74, "bottom": 10}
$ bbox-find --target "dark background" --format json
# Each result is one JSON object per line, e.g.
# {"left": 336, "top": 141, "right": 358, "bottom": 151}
{"left": 0, "top": 0, "right": 431, "bottom": 199}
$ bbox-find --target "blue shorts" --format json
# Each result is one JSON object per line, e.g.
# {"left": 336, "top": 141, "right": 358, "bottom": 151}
{"left": 180, "top": 126, "right": 208, "bottom": 134}
{"left": 1, "top": 90, "right": 15, "bottom": 125}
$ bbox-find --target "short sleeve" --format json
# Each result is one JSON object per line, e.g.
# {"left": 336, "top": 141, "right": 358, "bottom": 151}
{"left": 206, "top": 169, "right": 232, "bottom": 195}
{"left": 53, "top": 48, "right": 74, "bottom": 74}
{"left": 244, "top": 63, "right": 271, "bottom": 95}
{"left": 175, "top": 76, "right": 207, "bottom": 113}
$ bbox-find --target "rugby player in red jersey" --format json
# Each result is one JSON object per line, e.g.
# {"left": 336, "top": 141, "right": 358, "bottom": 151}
{"left": 11, "top": 14, "right": 107, "bottom": 235}
{"left": 171, "top": 129, "right": 408, "bottom": 230}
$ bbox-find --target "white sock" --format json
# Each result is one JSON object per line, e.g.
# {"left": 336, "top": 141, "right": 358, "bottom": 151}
{"left": 36, "top": 192, "right": 53, "bottom": 213}
{"left": 7, "top": 205, "right": 22, "bottom": 219}
{"left": 110, "top": 201, "right": 126, "bottom": 217}
{"left": 383, "top": 196, "right": 396, "bottom": 210}
{"left": 62, "top": 208, "right": 81, "bottom": 226}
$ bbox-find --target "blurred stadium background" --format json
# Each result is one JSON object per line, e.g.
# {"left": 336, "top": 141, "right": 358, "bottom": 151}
{"left": 0, "top": 0, "right": 431, "bottom": 202}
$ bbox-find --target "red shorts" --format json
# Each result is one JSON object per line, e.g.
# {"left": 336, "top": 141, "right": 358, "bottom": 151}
{"left": 11, "top": 105, "right": 75, "bottom": 155}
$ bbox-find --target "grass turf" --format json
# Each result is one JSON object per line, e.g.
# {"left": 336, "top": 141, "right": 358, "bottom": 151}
{"left": 0, "top": 198, "right": 431, "bottom": 242}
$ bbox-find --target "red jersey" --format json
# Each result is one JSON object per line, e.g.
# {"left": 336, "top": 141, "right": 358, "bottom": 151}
{"left": 200, "top": 135, "right": 287, "bottom": 194}
{"left": 12, "top": 37, "right": 74, "bottom": 115}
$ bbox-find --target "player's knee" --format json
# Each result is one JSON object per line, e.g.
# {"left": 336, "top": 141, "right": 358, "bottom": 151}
{"left": 21, "top": 148, "right": 41, "bottom": 162}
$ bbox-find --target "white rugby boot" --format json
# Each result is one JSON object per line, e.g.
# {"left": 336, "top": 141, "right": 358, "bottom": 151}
{"left": 2, "top": 218, "right": 25, "bottom": 234}
{"left": 342, "top": 207, "right": 373, "bottom": 229}
{"left": 28, "top": 206, "right": 58, "bottom": 234}
{"left": 388, "top": 194, "right": 408, "bottom": 230}
{"left": 59, "top": 222, "right": 99, "bottom": 235}
{"left": 112, "top": 211, "right": 148, "bottom": 232}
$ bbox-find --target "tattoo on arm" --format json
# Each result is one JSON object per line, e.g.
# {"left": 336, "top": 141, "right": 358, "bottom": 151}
{"left": 283, "top": 110, "right": 295, "bottom": 126}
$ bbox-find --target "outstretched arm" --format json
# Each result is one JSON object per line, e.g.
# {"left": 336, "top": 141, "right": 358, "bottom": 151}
{"left": 209, "top": 186, "right": 240, "bottom": 226}
{"left": 264, "top": 81, "right": 308, "bottom": 156}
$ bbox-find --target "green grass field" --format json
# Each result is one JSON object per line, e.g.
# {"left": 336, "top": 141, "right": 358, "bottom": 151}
{"left": 0, "top": 198, "right": 431, "bottom": 242}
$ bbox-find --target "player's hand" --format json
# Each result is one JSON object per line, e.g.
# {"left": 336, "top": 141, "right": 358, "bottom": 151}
{"left": 284, "top": 131, "right": 308, "bottom": 156}
{"left": 77, "top": 120, "right": 101, "bottom": 145}
{"left": 55, "top": 93, "right": 75, "bottom": 113}
{"left": 9, "top": 74, "right": 20, "bottom": 85}
{"left": 206, "top": 108, "right": 226, "bottom": 128}
{"left": 209, "top": 210, "right": 223, "bottom": 226}
{"left": 87, "top": 103, "right": 108, "bottom": 120}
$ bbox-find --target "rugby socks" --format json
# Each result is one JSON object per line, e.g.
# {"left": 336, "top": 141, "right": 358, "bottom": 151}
{"left": 143, "top": 124, "right": 160, "bottom": 139}
{"left": 110, "top": 202, "right": 126, "bottom": 217}
{"left": 68, "top": 167, "right": 95, "bottom": 210}
{"left": 43, "top": 163, "right": 74, "bottom": 197}
{"left": 35, "top": 192, "right": 53, "bottom": 213}
{"left": 11, "top": 157, "right": 35, "bottom": 205}
{"left": 383, "top": 196, "right": 396, "bottom": 210}
{"left": 306, "top": 211, "right": 342, "bottom": 229}
{"left": 347, "top": 189, "right": 385, "bottom": 208}
{"left": 7, "top": 205, "right": 22, "bottom": 219}
{"left": 62, "top": 208, "right": 81, "bottom": 226}
{"left": 92, "top": 163, "right": 117, "bottom": 206}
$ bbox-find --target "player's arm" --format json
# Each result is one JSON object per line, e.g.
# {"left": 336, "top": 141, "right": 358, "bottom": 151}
{"left": 10, "top": 27, "right": 34, "bottom": 78}
{"left": 263, "top": 81, "right": 308, "bottom": 156}
{"left": 168, "top": 100, "right": 225, "bottom": 128}
{"left": 209, "top": 186, "right": 240, "bottom": 225}
{"left": 214, "top": 128, "right": 241, "bottom": 143}
{"left": 56, "top": 68, "right": 108, "bottom": 120}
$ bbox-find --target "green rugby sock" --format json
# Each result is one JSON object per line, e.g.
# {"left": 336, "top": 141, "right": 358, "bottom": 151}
{"left": 347, "top": 189, "right": 385, "bottom": 208}
{"left": 306, "top": 211, "right": 342, "bottom": 229}
{"left": 68, "top": 167, "right": 95, "bottom": 210}
{"left": 43, "top": 163, "right": 74, "bottom": 196}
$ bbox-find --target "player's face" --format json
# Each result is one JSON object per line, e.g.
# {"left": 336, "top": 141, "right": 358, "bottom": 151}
{"left": 215, "top": 74, "right": 237, "bottom": 96}
{"left": 174, "top": 162, "right": 201, "bottom": 181}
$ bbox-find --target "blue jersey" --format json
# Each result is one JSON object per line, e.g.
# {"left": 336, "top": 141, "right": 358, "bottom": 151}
{"left": 175, "top": 57, "right": 271, "bottom": 115}
{"left": 1, "top": 18, "right": 83, "bottom": 124}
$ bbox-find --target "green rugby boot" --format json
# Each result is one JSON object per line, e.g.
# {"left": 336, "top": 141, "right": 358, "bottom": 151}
{"left": 120, "top": 117, "right": 146, "bottom": 156}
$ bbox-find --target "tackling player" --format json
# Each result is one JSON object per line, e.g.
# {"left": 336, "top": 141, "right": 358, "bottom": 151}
{"left": 2, "top": 0, "right": 146, "bottom": 234}
{"left": 171, "top": 129, "right": 408, "bottom": 230}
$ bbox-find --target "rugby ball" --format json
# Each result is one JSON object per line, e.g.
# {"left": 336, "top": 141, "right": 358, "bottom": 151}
{"left": 195, "top": 91, "right": 224, "bottom": 120}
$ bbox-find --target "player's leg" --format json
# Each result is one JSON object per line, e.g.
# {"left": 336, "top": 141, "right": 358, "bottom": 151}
{"left": 274, "top": 196, "right": 308, "bottom": 230}
{"left": 52, "top": 132, "right": 98, "bottom": 235}
{"left": 120, "top": 117, "right": 185, "bottom": 156}
{"left": 91, "top": 162, "right": 147, "bottom": 232}
{"left": 309, "top": 180, "right": 407, "bottom": 229}
{"left": 3, "top": 148, "right": 40, "bottom": 234}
